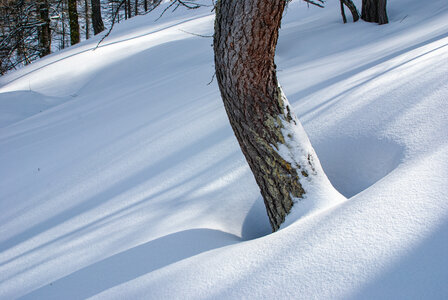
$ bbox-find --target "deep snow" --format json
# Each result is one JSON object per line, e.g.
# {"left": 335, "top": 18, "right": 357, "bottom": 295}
{"left": 0, "top": 0, "right": 447, "bottom": 299}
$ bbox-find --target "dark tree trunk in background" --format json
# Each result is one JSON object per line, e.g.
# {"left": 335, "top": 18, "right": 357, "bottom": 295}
{"left": 124, "top": 0, "right": 128, "bottom": 19}
{"left": 214, "top": 0, "right": 335, "bottom": 231}
{"left": 61, "top": 0, "right": 67, "bottom": 48}
{"left": 144, "top": 0, "right": 148, "bottom": 12}
{"left": 377, "top": 0, "right": 388, "bottom": 24}
{"left": 340, "top": 0, "right": 347, "bottom": 23}
{"left": 68, "top": 0, "right": 80, "bottom": 45}
{"left": 340, "top": 0, "right": 359, "bottom": 23}
{"left": 127, "top": 0, "right": 132, "bottom": 19}
{"left": 84, "top": 0, "right": 90, "bottom": 39}
{"left": 91, "top": 0, "right": 104, "bottom": 35}
{"left": 362, "top": 0, "right": 388, "bottom": 24}
{"left": 135, "top": 0, "right": 138, "bottom": 15}
{"left": 38, "top": 0, "right": 51, "bottom": 57}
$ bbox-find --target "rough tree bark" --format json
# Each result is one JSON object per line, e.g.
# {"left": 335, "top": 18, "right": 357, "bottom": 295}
{"left": 68, "top": 0, "right": 80, "bottom": 45}
{"left": 362, "top": 0, "right": 388, "bottom": 25}
{"left": 91, "top": 0, "right": 104, "bottom": 35}
{"left": 214, "top": 0, "right": 342, "bottom": 231}
{"left": 340, "top": 0, "right": 359, "bottom": 23}
{"left": 38, "top": 0, "right": 51, "bottom": 57}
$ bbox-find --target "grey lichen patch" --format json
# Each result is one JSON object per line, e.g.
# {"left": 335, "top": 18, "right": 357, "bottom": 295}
{"left": 263, "top": 114, "right": 285, "bottom": 145}
{"left": 276, "top": 86, "right": 285, "bottom": 111}
{"left": 276, "top": 86, "right": 297, "bottom": 124}
{"left": 265, "top": 156, "right": 276, "bottom": 168}
{"left": 263, "top": 115, "right": 278, "bottom": 131}
{"left": 249, "top": 126, "right": 274, "bottom": 150}
{"left": 285, "top": 105, "right": 293, "bottom": 122}
{"left": 275, "top": 115, "right": 283, "bottom": 128}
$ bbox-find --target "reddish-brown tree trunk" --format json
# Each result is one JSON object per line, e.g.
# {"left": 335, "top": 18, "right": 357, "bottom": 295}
{"left": 214, "top": 0, "right": 340, "bottom": 231}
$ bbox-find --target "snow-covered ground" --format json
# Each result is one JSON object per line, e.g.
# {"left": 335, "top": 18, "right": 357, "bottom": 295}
{"left": 1, "top": 0, "right": 447, "bottom": 298}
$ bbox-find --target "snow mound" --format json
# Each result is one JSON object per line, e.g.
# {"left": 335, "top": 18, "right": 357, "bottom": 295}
{"left": 0, "top": 91, "right": 67, "bottom": 128}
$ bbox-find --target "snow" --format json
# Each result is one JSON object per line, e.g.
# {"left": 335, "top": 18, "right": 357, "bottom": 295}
{"left": 276, "top": 88, "right": 346, "bottom": 223}
{"left": 1, "top": 0, "right": 447, "bottom": 299}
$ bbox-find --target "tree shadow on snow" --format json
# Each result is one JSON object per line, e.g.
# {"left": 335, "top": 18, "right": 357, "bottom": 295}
{"left": 0, "top": 125, "right": 235, "bottom": 265}
{"left": 287, "top": 32, "right": 448, "bottom": 117}
{"left": 20, "top": 229, "right": 240, "bottom": 300}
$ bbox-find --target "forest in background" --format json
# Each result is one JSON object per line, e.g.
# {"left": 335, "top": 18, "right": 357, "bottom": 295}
{"left": 0, "top": 0, "right": 163, "bottom": 75}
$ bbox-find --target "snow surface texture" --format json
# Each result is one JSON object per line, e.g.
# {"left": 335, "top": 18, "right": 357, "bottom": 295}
{"left": 1, "top": 0, "right": 448, "bottom": 298}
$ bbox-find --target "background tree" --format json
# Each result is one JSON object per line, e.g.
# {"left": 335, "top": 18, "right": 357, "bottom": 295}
{"left": 1, "top": 0, "right": 107, "bottom": 74}
{"left": 214, "top": 0, "right": 341, "bottom": 231}
{"left": 362, "top": 0, "right": 388, "bottom": 24}
{"left": 91, "top": 0, "right": 104, "bottom": 34}
{"left": 84, "top": 0, "right": 90, "bottom": 39}
{"left": 38, "top": 0, "right": 51, "bottom": 56}
{"left": 340, "top": 0, "right": 359, "bottom": 23}
{"left": 126, "top": 0, "right": 131, "bottom": 19}
{"left": 0, "top": 0, "right": 44, "bottom": 73}
{"left": 68, "top": 0, "right": 80, "bottom": 45}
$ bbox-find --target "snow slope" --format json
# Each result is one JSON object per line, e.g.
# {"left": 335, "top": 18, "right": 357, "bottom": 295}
{"left": 1, "top": 0, "right": 447, "bottom": 298}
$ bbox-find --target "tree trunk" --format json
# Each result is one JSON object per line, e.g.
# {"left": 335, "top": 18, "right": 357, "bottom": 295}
{"left": 135, "top": 0, "right": 138, "bottom": 15}
{"left": 340, "top": 0, "right": 347, "bottom": 23}
{"left": 84, "top": 0, "right": 90, "bottom": 39}
{"left": 127, "top": 0, "right": 132, "bottom": 19}
{"left": 340, "top": 0, "right": 359, "bottom": 23}
{"left": 214, "top": 0, "right": 341, "bottom": 231}
{"left": 38, "top": 0, "right": 51, "bottom": 57}
{"left": 124, "top": 0, "right": 128, "bottom": 20}
{"left": 61, "top": 0, "right": 66, "bottom": 49}
{"left": 68, "top": 0, "right": 80, "bottom": 45}
{"left": 362, "top": 0, "right": 388, "bottom": 24}
{"left": 91, "top": 0, "right": 104, "bottom": 35}
{"left": 377, "top": 0, "right": 388, "bottom": 25}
